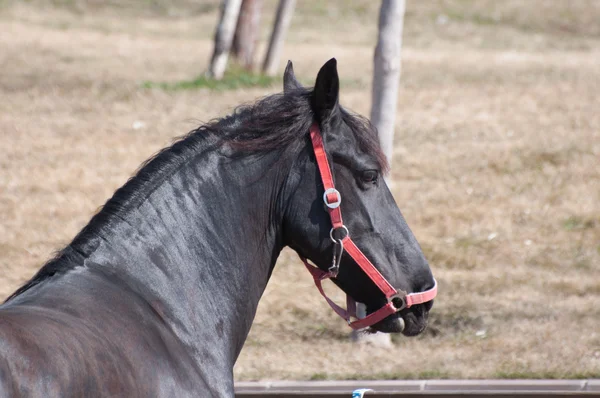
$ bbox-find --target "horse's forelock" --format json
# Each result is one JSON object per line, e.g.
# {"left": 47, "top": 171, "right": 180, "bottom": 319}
{"left": 340, "top": 110, "right": 390, "bottom": 175}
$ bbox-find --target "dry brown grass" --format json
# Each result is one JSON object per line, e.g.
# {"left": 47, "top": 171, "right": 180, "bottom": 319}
{"left": 1, "top": 0, "right": 599, "bottom": 381}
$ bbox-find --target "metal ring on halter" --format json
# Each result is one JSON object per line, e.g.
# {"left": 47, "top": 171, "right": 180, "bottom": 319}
{"left": 323, "top": 188, "right": 341, "bottom": 209}
{"left": 329, "top": 225, "right": 349, "bottom": 243}
{"left": 388, "top": 293, "right": 407, "bottom": 312}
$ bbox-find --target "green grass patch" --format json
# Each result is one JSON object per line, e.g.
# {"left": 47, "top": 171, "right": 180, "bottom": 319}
{"left": 309, "top": 370, "right": 451, "bottom": 381}
{"left": 563, "top": 216, "right": 596, "bottom": 231}
{"left": 350, "top": 370, "right": 451, "bottom": 380}
{"left": 495, "top": 370, "right": 600, "bottom": 379}
{"left": 309, "top": 372, "right": 328, "bottom": 381}
{"left": 142, "top": 67, "right": 279, "bottom": 91}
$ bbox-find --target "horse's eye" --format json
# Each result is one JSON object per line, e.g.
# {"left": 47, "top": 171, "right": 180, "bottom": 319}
{"left": 360, "top": 170, "right": 379, "bottom": 184}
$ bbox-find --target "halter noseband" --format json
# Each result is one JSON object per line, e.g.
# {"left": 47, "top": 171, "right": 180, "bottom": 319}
{"left": 299, "top": 123, "right": 438, "bottom": 330}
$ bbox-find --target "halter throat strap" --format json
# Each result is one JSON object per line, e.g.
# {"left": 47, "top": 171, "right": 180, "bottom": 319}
{"left": 299, "top": 123, "right": 437, "bottom": 330}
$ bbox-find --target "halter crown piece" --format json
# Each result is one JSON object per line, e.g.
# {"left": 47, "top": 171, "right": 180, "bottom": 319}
{"left": 298, "top": 123, "right": 438, "bottom": 330}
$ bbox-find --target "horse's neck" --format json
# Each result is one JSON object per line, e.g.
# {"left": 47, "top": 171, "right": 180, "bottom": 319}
{"left": 80, "top": 145, "right": 288, "bottom": 383}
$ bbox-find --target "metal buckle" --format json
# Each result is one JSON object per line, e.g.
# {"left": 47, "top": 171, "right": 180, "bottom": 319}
{"left": 388, "top": 293, "right": 407, "bottom": 312}
{"left": 323, "top": 188, "right": 341, "bottom": 209}
{"left": 328, "top": 238, "right": 344, "bottom": 277}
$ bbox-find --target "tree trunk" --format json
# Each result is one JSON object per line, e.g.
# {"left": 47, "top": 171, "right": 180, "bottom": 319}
{"left": 371, "top": 0, "right": 405, "bottom": 171}
{"left": 208, "top": 0, "right": 243, "bottom": 80}
{"left": 231, "top": 0, "right": 263, "bottom": 70}
{"left": 352, "top": 0, "right": 406, "bottom": 347}
{"left": 262, "top": 0, "right": 296, "bottom": 76}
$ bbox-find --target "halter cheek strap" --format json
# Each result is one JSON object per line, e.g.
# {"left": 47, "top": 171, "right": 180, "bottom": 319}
{"left": 298, "top": 123, "right": 438, "bottom": 330}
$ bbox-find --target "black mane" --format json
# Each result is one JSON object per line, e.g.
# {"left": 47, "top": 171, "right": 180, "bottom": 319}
{"left": 5, "top": 87, "right": 387, "bottom": 302}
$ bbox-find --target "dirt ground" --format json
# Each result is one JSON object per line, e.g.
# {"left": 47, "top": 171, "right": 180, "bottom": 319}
{"left": 1, "top": 0, "right": 599, "bottom": 380}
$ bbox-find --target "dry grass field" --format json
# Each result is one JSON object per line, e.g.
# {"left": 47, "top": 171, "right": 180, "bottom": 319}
{"left": 1, "top": 0, "right": 599, "bottom": 380}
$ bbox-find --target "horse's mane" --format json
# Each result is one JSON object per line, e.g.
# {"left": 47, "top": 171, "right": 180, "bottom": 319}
{"left": 5, "top": 87, "right": 387, "bottom": 302}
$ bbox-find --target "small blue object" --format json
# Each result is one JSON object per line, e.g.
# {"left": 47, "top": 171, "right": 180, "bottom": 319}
{"left": 352, "top": 388, "right": 374, "bottom": 398}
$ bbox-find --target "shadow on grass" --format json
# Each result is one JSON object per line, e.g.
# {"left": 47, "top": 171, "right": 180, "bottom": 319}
{"left": 142, "top": 68, "right": 279, "bottom": 91}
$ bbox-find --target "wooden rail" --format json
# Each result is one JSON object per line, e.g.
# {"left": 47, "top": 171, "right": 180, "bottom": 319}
{"left": 235, "top": 380, "right": 600, "bottom": 397}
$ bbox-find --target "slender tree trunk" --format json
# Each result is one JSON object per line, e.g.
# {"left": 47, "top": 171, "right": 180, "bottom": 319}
{"left": 231, "top": 0, "right": 263, "bottom": 70}
{"left": 352, "top": 0, "right": 405, "bottom": 347}
{"left": 208, "top": 0, "right": 243, "bottom": 80}
{"left": 262, "top": 0, "right": 296, "bottom": 76}
{"left": 371, "top": 0, "right": 405, "bottom": 172}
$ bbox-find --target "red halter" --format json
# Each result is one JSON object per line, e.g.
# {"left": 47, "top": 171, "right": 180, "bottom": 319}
{"left": 299, "top": 123, "right": 438, "bottom": 330}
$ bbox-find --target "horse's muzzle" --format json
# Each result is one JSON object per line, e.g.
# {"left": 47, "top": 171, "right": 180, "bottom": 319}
{"left": 369, "top": 302, "right": 431, "bottom": 335}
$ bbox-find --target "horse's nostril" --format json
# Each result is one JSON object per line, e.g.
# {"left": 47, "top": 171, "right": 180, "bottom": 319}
{"left": 421, "top": 281, "right": 436, "bottom": 292}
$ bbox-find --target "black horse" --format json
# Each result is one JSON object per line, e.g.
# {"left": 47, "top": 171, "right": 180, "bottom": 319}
{"left": 0, "top": 59, "right": 435, "bottom": 397}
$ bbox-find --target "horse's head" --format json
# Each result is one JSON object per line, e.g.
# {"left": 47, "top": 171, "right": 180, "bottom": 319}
{"left": 282, "top": 59, "right": 435, "bottom": 336}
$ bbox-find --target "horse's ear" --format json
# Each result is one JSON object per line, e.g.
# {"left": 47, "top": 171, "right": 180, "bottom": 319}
{"left": 283, "top": 60, "right": 302, "bottom": 93}
{"left": 312, "top": 58, "right": 339, "bottom": 122}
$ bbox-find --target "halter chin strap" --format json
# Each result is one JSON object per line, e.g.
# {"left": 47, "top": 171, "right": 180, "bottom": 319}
{"left": 298, "top": 123, "right": 438, "bottom": 330}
